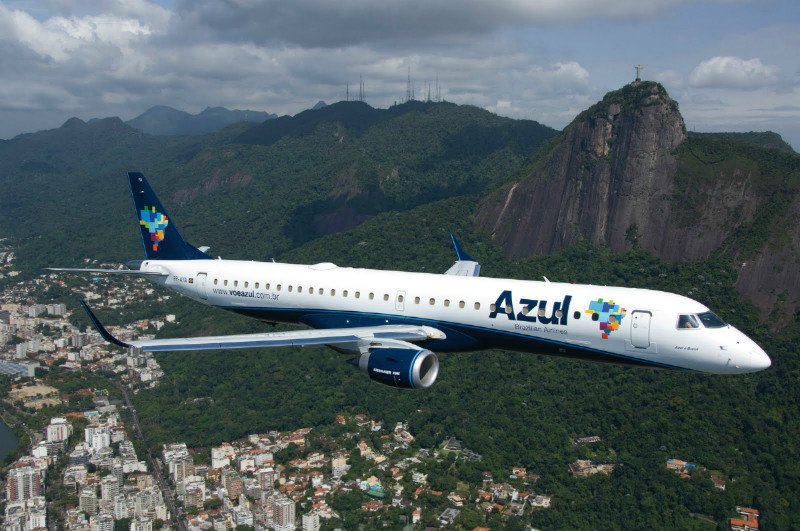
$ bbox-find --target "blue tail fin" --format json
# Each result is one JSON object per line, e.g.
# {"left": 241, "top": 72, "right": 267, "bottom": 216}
{"left": 128, "top": 172, "right": 210, "bottom": 260}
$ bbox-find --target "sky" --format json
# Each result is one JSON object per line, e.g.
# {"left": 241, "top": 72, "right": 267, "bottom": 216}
{"left": 0, "top": 0, "right": 798, "bottom": 148}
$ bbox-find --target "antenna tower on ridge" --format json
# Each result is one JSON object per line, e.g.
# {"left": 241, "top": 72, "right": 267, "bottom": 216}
{"left": 406, "top": 66, "right": 412, "bottom": 103}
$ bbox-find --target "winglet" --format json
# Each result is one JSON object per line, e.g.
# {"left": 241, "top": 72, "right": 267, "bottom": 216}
{"left": 450, "top": 233, "right": 474, "bottom": 262}
{"left": 445, "top": 234, "right": 480, "bottom": 277}
{"left": 79, "top": 300, "right": 130, "bottom": 348}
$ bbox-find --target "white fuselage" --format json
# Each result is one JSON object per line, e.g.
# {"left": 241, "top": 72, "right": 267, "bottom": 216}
{"left": 139, "top": 258, "right": 770, "bottom": 374}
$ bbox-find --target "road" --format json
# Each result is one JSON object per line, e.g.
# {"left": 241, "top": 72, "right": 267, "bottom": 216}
{"left": 118, "top": 383, "right": 187, "bottom": 531}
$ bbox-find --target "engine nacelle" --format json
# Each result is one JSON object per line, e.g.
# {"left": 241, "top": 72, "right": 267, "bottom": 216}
{"left": 357, "top": 347, "right": 439, "bottom": 389}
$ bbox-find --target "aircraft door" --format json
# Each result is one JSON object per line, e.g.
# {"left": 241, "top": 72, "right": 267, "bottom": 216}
{"left": 196, "top": 272, "right": 208, "bottom": 300}
{"left": 395, "top": 290, "right": 406, "bottom": 311}
{"left": 630, "top": 310, "right": 651, "bottom": 348}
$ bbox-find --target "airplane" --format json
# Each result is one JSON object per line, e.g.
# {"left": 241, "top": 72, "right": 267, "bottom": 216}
{"left": 50, "top": 172, "right": 771, "bottom": 389}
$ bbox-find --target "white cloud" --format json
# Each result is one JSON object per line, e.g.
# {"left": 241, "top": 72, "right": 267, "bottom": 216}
{"left": 0, "top": 0, "right": 797, "bottom": 150}
{"left": 529, "top": 62, "right": 590, "bottom": 93}
{"left": 688, "top": 56, "right": 780, "bottom": 89}
{"left": 653, "top": 70, "right": 685, "bottom": 91}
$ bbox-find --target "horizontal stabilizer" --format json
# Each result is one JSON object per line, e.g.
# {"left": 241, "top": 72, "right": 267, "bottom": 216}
{"left": 47, "top": 268, "right": 167, "bottom": 277}
{"left": 80, "top": 300, "right": 445, "bottom": 352}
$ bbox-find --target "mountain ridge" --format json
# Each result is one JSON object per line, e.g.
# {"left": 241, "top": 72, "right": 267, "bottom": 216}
{"left": 126, "top": 105, "right": 277, "bottom": 136}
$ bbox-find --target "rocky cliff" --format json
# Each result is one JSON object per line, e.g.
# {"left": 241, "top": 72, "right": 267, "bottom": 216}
{"left": 476, "top": 81, "right": 800, "bottom": 325}
{"left": 476, "top": 82, "right": 691, "bottom": 257}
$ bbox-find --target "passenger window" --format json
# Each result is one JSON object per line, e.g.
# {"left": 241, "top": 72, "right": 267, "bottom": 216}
{"left": 309, "top": 287, "right": 314, "bottom": 294}
{"left": 266, "top": 283, "right": 270, "bottom": 290}
{"left": 224, "top": 280, "right": 228, "bottom": 286}
{"left": 415, "top": 297, "right": 420, "bottom": 304}
{"left": 319, "top": 288, "right": 324, "bottom": 295}
{"left": 331, "top": 289, "right": 336, "bottom": 296}
{"left": 537, "top": 307, "right": 545, "bottom": 317}
{"left": 521, "top": 305, "right": 529, "bottom": 315}
{"left": 383, "top": 294, "right": 389, "bottom": 301}
{"left": 355, "top": 291, "right": 361, "bottom": 299}
{"left": 214, "top": 279, "right": 218, "bottom": 285}
{"left": 255, "top": 282, "right": 259, "bottom": 289}
{"left": 444, "top": 299, "right": 450, "bottom": 307}
{"left": 234, "top": 281, "right": 238, "bottom": 287}
{"left": 490, "top": 303, "right": 496, "bottom": 312}
{"left": 429, "top": 298, "right": 435, "bottom": 306}
{"left": 677, "top": 314, "right": 700, "bottom": 329}
{"left": 288, "top": 285, "right": 293, "bottom": 292}
{"left": 298, "top": 286, "right": 303, "bottom": 293}
{"left": 506, "top": 306, "right": 513, "bottom": 314}
{"left": 244, "top": 281, "right": 249, "bottom": 288}
{"left": 343, "top": 290, "right": 348, "bottom": 297}
{"left": 369, "top": 293, "right": 375, "bottom": 300}
{"left": 277, "top": 284, "right": 282, "bottom": 291}
{"left": 555, "top": 310, "right": 562, "bottom": 319}
{"left": 474, "top": 302, "right": 481, "bottom": 310}
{"left": 459, "top": 301, "right": 465, "bottom": 309}
{"left": 398, "top": 295, "right": 404, "bottom": 303}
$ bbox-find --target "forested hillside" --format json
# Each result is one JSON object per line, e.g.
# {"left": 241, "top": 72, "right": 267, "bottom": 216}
{"left": 0, "top": 100, "right": 556, "bottom": 269}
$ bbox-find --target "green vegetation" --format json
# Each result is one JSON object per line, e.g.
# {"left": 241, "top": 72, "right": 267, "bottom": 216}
{"left": 673, "top": 134, "right": 800, "bottom": 258}
{"left": 0, "top": 100, "right": 555, "bottom": 272}
{"left": 572, "top": 81, "right": 680, "bottom": 125}
{"left": 689, "top": 131, "right": 796, "bottom": 153}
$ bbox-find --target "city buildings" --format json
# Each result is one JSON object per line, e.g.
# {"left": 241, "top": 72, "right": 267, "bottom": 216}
{"left": 6, "top": 466, "right": 44, "bottom": 502}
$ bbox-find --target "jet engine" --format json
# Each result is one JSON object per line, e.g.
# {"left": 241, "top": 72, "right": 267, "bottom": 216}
{"left": 356, "top": 347, "right": 439, "bottom": 389}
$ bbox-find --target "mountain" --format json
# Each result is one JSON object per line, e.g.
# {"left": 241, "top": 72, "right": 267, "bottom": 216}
{"left": 126, "top": 105, "right": 277, "bottom": 135}
{"left": 0, "top": 99, "right": 556, "bottom": 270}
{"left": 311, "top": 100, "right": 328, "bottom": 110}
{"left": 475, "top": 81, "right": 800, "bottom": 326}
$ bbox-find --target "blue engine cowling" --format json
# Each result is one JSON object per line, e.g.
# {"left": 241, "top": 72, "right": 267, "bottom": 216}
{"left": 357, "top": 347, "right": 439, "bottom": 389}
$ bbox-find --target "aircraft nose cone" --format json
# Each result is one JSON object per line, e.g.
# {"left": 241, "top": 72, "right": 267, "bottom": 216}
{"left": 750, "top": 348, "right": 771, "bottom": 371}
{"left": 736, "top": 342, "right": 771, "bottom": 373}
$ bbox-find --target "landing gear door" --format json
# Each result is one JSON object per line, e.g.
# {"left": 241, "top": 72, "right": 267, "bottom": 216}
{"left": 630, "top": 310, "right": 651, "bottom": 348}
{"left": 196, "top": 272, "right": 208, "bottom": 300}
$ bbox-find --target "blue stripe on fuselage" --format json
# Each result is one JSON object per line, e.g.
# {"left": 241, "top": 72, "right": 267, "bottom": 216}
{"left": 221, "top": 305, "right": 691, "bottom": 371}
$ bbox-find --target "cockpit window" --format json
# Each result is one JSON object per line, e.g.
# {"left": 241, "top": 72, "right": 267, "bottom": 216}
{"left": 697, "top": 311, "right": 726, "bottom": 328}
{"left": 677, "top": 314, "right": 700, "bottom": 329}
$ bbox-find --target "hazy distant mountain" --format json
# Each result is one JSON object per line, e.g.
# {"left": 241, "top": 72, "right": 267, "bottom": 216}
{"left": 312, "top": 100, "right": 328, "bottom": 110}
{"left": 126, "top": 105, "right": 277, "bottom": 135}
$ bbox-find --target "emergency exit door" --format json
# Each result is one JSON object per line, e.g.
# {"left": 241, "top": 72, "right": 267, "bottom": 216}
{"left": 630, "top": 310, "right": 651, "bottom": 348}
{"left": 196, "top": 272, "right": 208, "bottom": 300}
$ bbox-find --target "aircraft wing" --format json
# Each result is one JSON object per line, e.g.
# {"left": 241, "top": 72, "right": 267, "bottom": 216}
{"left": 80, "top": 300, "right": 445, "bottom": 352}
